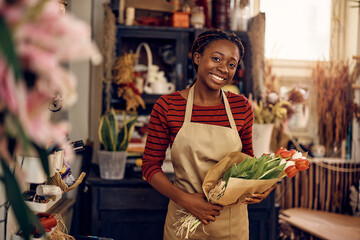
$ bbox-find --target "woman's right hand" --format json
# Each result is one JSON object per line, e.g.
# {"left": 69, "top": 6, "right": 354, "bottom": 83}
{"left": 148, "top": 173, "right": 223, "bottom": 225}
{"left": 179, "top": 192, "right": 223, "bottom": 225}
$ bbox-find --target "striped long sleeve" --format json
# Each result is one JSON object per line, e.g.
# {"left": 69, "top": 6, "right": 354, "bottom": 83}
{"left": 142, "top": 91, "right": 254, "bottom": 183}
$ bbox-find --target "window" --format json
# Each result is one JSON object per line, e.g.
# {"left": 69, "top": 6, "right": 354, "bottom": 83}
{"left": 260, "top": 0, "right": 332, "bottom": 61}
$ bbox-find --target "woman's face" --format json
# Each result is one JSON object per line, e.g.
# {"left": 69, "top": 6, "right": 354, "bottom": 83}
{"left": 194, "top": 39, "right": 240, "bottom": 91}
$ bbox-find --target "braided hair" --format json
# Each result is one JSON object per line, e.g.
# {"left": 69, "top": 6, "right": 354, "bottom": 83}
{"left": 191, "top": 29, "right": 245, "bottom": 85}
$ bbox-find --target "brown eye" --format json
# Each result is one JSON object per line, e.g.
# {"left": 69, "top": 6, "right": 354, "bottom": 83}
{"left": 229, "top": 63, "right": 237, "bottom": 69}
{"left": 212, "top": 57, "right": 220, "bottom": 62}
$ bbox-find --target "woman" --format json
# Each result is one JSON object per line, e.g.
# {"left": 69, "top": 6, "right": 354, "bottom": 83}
{"left": 141, "top": 29, "right": 276, "bottom": 239}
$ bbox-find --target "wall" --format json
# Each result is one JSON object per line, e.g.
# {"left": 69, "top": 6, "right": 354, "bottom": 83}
{"left": 351, "top": 7, "right": 360, "bottom": 162}
{"left": 89, "top": 0, "right": 109, "bottom": 163}
{"left": 67, "top": 0, "right": 93, "bottom": 142}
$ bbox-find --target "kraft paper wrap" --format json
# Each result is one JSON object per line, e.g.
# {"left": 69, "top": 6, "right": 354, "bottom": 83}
{"left": 202, "top": 151, "right": 282, "bottom": 206}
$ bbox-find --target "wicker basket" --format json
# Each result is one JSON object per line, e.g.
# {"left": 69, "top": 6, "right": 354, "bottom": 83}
{"left": 47, "top": 172, "right": 86, "bottom": 194}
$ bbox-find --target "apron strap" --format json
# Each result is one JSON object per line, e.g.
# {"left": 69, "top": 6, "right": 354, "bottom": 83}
{"left": 222, "top": 90, "right": 238, "bottom": 131}
{"left": 184, "top": 86, "right": 195, "bottom": 123}
{"left": 185, "top": 86, "right": 238, "bottom": 132}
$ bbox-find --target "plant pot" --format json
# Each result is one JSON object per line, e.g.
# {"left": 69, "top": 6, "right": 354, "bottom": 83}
{"left": 252, "top": 123, "right": 274, "bottom": 158}
{"left": 97, "top": 150, "right": 127, "bottom": 180}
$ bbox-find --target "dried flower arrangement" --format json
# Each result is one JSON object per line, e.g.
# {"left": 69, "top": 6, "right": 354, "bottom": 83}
{"left": 251, "top": 95, "right": 291, "bottom": 124}
{"left": 102, "top": 4, "right": 144, "bottom": 113}
{"left": 250, "top": 60, "right": 306, "bottom": 124}
{"left": 312, "top": 60, "right": 356, "bottom": 156}
{"left": 112, "top": 52, "right": 145, "bottom": 112}
{"left": 252, "top": 60, "right": 309, "bottom": 152}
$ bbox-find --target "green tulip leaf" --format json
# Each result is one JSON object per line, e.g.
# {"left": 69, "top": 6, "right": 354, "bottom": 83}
{"left": 0, "top": 16, "right": 22, "bottom": 81}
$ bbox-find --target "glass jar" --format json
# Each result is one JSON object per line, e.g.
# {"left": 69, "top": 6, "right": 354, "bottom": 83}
{"left": 190, "top": 6, "right": 205, "bottom": 29}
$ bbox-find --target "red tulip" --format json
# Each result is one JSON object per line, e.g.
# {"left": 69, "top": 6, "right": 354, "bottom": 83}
{"left": 285, "top": 165, "right": 298, "bottom": 178}
{"left": 280, "top": 151, "right": 292, "bottom": 159}
{"left": 289, "top": 149, "right": 297, "bottom": 157}
{"left": 296, "top": 164, "right": 309, "bottom": 171}
{"left": 275, "top": 147, "right": 286, "bottom": 156}
{"left": 295, "top": 159, "right": 309, "bottom": 166}
{"left": 295, "top": 159, "right": 310, "bottom": 171}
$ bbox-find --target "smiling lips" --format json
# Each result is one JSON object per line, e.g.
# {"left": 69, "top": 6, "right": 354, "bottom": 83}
{"left": 211, "top": 73, "right": 226, "bottom": 84}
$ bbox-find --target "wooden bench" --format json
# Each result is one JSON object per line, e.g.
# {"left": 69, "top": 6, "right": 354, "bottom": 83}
{"left": 279, "top": 208, "right": 360, "bottom": 240}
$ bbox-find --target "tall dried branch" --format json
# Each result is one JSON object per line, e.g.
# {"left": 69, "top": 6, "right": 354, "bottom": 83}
{"left": 313, "top": 61, "right": 355, "bottom": 156}
{"left": 102, "top": 3, "right": 117, "bottom": 113}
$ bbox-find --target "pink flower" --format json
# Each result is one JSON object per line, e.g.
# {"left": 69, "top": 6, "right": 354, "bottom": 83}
{"left": 0, "top": 58, "right": 18, "bottom": 113}
{"left": 17, "top": 40, "right": 77, "bottom": 107}
{"left": 1, "top": 0, "right": 100, "bottom": 156}
{"left": 18, "top": 41, "right": 57, "bottom": 73}
{"left": 15, "top": 82, "right": 51, "bottom": 145}
{"left": 0, "top": 5, "right": 24, "bottom": 26}
{"left": 15, "top": 2, "right": 101, "bottom": 65}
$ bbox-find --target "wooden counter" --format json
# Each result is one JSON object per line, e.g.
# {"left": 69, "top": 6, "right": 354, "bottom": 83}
{"left": 280, "top": 208, "right": 360, "bottom": 240}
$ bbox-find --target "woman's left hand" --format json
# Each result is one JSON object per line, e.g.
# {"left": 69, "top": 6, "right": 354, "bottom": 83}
{"left": 242, "top": 183, "right": 277, "bottom": 204}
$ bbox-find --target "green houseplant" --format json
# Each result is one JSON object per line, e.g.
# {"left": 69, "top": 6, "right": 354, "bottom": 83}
{"left": 98, "top": 108, "right": 137, "bottom": 179}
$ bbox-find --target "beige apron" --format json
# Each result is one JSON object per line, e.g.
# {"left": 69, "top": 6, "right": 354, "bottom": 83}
{"left": 163, "top": 86, "right": 249, "bottom": 240}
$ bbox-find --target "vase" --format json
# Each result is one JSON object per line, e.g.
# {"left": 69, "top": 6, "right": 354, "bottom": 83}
{"left": 252, "top": 123, "right": 274, "bottom": 158}
{"left": 98, "top": 150, "right": 127, "bottom": 180}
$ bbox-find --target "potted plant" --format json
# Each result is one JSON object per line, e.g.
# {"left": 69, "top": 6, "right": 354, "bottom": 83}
{"left": 98, "top": 108, "right": 137, "bottom": 179}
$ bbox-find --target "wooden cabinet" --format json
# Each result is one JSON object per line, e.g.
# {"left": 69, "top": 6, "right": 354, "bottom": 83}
{"left": 87, "top": 171, "right": 278, "bottom": 240}
{"left": 87, "top": 173, "right": 169, "bottom": 240}
{"left": 248, "top": 191, "right": 279, "bottom": 240}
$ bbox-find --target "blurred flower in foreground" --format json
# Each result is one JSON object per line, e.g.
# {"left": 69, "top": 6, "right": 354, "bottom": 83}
{"left": 0, "top": 0, "right": 101, "bottom": 239}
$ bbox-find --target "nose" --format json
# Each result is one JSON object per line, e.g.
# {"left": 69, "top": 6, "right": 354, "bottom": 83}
{"left": 217, "top": 63, "right": 228, "bottom": 74}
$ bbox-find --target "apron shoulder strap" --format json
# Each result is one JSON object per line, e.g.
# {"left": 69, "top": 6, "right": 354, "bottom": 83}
{"left": 222, "top": 90, "right": 238, "bottom": 131}
{"left": 184, "top": 86, "right": 194, "bottom": 123}
{"left": 185, "top": 87, "right": 238, "bottom": 132}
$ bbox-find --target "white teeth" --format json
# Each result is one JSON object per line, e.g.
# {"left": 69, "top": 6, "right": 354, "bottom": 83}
{"left": 211, "top": 74, "right": 225, "bottom": 81}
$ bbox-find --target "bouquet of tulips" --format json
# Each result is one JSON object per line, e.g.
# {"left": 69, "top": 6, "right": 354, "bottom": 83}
{"left": 174, "top": 147, "right": 310, "bottom": 238}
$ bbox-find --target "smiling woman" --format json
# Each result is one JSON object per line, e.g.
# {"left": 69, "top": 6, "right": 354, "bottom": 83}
{"left": 140, "top": 29, "right": 276, "bottom": 239}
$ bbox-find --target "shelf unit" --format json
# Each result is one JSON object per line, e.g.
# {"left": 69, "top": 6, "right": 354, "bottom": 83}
{"left": 106, "top": 25, "right": 253, "bottom": 113}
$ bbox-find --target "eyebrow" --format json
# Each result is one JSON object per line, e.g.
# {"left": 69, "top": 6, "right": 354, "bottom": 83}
{"left": 212, "top": 51, "right": 239, "bottom": 62}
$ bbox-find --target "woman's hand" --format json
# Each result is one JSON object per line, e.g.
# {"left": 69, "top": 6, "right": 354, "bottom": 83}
{"left": 242, "top": 183, "right": 277, "bottom": 205}
{"left": 149, "top": 172, "right": 222, "bottom": 225}
{"left": 179, "top": 192, "right": 223, "bottom": 225}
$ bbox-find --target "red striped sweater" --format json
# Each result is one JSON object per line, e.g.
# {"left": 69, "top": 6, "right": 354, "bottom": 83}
{"left": 141, "top": 91, "right": 254, "bottom": 183}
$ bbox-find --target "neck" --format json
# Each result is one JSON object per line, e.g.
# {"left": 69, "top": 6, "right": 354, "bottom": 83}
{"left": 193, "top": 84, "right": 222, "bottom": 106}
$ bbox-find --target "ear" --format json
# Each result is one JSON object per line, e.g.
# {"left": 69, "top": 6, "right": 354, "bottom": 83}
{"left": 194, "top": 52, "right": 200, "bottom": 65}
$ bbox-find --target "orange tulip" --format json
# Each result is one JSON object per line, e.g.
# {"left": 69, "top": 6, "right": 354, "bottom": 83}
{"left": 296, "top": 164, "right": 309, "bottom": 171}
{"left": 280, "top": 151, "right": 292, "bottom": 159}
{"left": 295, "top": 159, "right": 310, "bottom": 171}
{"left": 285, "top": 165, "right": 298, "bottom": 178}
{"left": 289, "top": 149, "right": 297, "bottom": 157}
{"left": 275, "top": 147, "right": 286, "bottom": 156}
{"left": 295, "top": 159, "right": 309, "bottom": 166}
